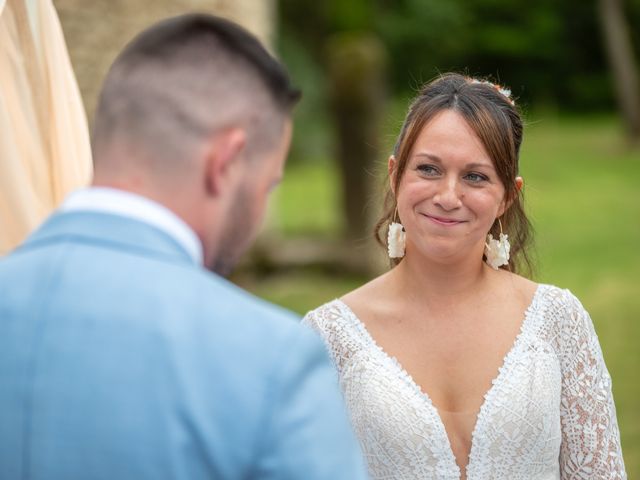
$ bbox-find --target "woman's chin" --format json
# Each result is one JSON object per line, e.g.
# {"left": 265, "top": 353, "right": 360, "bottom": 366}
{"left": 405, "top": 237, "right": 483, "bottom": 265}
{"left": 409, "top": 246, "right": 467, "bottom": 263}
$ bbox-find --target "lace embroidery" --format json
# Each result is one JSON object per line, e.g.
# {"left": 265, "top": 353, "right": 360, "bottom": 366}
{"left": 302, "top": 284, "right": 626, "bottom": 480}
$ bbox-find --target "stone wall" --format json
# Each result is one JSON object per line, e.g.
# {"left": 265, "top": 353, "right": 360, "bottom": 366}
{"left": 53, "top": 0, "right": 276, "bottom": 126}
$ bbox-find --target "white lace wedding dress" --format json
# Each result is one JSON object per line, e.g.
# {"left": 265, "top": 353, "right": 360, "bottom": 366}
{"left": 303, "top": 284, "right": 626, "bottom": 479}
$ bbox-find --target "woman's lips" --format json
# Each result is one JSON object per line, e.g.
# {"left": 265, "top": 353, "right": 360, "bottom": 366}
{"left": 424, "top": 214, "right": 465, "bottom": 226}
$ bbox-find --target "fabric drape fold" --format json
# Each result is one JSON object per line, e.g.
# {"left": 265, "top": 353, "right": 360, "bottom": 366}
{"left": 0, "top": 0, "right": 92, "bottom": 254}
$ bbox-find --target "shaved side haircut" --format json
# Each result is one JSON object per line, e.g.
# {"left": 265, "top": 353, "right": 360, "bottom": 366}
{"left": 92, "top": 14, "right": 300, "bottom": 174}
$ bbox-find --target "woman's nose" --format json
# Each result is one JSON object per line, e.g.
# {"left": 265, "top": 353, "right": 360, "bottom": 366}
{"left": 433, "top": 178, "right": 462, "bottom": 211}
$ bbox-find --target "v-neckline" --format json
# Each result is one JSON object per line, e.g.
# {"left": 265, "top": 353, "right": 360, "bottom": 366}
{"left": 334, "top": 283, "right": 544, "bottom": 479}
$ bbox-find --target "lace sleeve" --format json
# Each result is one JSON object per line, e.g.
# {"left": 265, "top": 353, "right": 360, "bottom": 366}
{"left": 302, "top": 303, "right": 357, "bottom": 374}
{"left": 301, "top": 307, "right": 339, "bottom": 367}
{"left": 301, "top": 309, "right": 319, "bottom": 331}
{"left": 558, "top": 291, "right": 626, "bottom": 479}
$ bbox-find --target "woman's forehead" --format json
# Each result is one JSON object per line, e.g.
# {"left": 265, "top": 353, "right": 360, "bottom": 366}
{"left": 409, "top": 110, "right": 492, "bottom": 163}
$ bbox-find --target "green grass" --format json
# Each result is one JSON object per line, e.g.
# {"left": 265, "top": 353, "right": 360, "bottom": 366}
{"left": 238, "top": 271, "right": 366, "bottom": 314}
{"left": 269, "top": 160, "right": 344, "bottom": 238}
{"left": 522, "top": 116, "right": 640, "bottom": 475}
{"left": 243, "top": 114, "right": 640, "bottom": 475}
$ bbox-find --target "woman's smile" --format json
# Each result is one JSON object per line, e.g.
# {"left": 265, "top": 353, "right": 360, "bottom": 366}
{"left": 422, "top": 213, "right": 466, "bottom": 227}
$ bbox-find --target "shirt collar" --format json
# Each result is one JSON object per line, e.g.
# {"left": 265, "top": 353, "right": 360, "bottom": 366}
{"left": 60, "top": 187, "right": 203, "bottom": 265}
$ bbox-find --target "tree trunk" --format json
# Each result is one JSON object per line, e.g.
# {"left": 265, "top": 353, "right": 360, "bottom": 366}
{"left": 598, "top": 0, "right": 640, "bottom": 143}
{"left": 326, "top": 33, "right": 387, "bottom": 246}
{"left": 54, "top": 0, "right": 276, "bottom": 127}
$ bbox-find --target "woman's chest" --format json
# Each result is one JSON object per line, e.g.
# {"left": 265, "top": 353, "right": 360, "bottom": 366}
{"left": 361, "top": 299, "right": 533, "bottom": 413}
{"left": 338, "top": 338, "right": 563, "bottom": 479}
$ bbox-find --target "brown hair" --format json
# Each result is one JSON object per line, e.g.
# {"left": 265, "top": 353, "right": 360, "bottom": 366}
{"left": 374, "top": 73, "right": 534, "bottom": 275}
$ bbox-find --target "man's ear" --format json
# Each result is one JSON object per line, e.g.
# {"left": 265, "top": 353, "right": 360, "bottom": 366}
{"left": 204, "top": 128, "right": 246, "bottom": 197}
{"left": 388, "top": 155, "right": 397, "bottom": 194}
{"left": 498, "top": 176, "right": 524, "bottom": 217}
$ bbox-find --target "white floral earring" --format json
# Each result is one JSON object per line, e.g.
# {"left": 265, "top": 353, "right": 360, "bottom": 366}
{"left": 484, "top": 218, "right": 510, "bottom": 269}
{"left": 388, "top": 208, "right": 406, "bottom": 258}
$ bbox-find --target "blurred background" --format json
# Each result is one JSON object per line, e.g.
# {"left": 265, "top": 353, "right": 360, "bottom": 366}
{"left": 52, "top": 0, "right": 639, "bottom": 473}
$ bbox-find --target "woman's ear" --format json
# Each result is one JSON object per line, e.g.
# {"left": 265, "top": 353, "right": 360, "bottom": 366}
{"left": 498, "top": 176, "right": 524, "bottom": 217}
{"left": 388, "top": 155, "right": 397, "bottom": 194}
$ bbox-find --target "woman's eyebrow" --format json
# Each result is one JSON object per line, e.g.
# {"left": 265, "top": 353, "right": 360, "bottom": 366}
{"left": 413, "top": 153, "right": 494, "bottom": 170}
{"left": 413, "top": 152, "right": 442, "bottom": 163}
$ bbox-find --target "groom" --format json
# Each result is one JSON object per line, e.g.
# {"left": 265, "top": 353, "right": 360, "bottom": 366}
{"left": 0, "top": 14, "right": 366, "bottom": 480}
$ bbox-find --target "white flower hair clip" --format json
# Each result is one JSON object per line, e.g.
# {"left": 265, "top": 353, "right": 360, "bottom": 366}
{"left": 469, "top": 78, "right": 515, "bottom": 106}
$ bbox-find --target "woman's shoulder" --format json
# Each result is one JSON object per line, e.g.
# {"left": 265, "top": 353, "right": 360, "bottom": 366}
{"left": 302, "top": 294, "right": 380, "bottom": 370}
{"left": 532, "top": 282, "right": 587, "bottom": 315}
{"left": 498, "top": 269, "right": 584, "bottom": 314}
{"left": 303, "top": 273, "right": 392, "bottom": 337}
{"left": 526, "top": 282, "right": 598, "bottom": 346}
{"left": 493, "top": 270, "right": 591, "bottom": 334}
{"left": 341, "top": 270, "right": 396, "bottom": 314}
{"left": 302, "top": 298, "right": 349, "bottom": 331}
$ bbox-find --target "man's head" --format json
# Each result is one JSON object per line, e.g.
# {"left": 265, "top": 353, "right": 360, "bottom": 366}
{"left": 92, "top": 14, "right": 300, "bottom": 274}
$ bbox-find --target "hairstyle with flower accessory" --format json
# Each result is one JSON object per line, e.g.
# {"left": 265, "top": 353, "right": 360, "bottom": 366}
{"left": 469, "top": 78, "right": 515, "bottom": 106}
{"left": 374, "top": 72, "right": 534, "bottom": 275}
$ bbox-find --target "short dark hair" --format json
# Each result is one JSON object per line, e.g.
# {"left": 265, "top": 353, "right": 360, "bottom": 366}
{"left": 93, "top": 13, "right": 300, "bottom": 167}
{"left": 125, "top": 14, "right": 300, "bottom": 112}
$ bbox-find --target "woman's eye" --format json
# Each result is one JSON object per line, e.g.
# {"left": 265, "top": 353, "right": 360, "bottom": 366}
{"left": 417, "top": 164, "right": 439, "bottom": 176}
{"left": 465, "top": 172, "right": 488, "bottom": 183}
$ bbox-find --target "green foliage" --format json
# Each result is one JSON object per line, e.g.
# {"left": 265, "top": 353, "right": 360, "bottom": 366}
{"left": 279, "top": 0, "right": 640, "bottom": 111}
{"left": 277, "top": 27, "right": 334, "bottom": 166}
{"left": 325, "top": 0, "right": 374, "bottom": 31}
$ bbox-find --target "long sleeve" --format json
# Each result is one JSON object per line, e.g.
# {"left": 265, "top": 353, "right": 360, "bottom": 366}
{"left": 250, "top": 325, "right": 368, "bottom": 480}
{"left": 558, "top": 292, "right": 626, "bottom": 479}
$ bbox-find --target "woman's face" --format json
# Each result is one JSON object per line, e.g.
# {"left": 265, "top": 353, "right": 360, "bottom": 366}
{"left": 393, "top": 109, "right": 508, "bottom": 264}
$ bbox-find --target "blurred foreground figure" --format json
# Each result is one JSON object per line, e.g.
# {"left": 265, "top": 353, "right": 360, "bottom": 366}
{"left": 0, "top": 0, "right": 92, "bottom": 254}
{"left": 0, "top": 13, "right": 367, "bottom": 480}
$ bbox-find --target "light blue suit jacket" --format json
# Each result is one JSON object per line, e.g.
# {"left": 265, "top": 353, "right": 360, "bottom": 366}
{"left": 0, "top": 211, "right": 367, "bottom": 480}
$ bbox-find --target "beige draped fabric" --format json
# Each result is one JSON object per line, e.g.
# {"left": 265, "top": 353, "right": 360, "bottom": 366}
{"left": 0, "top": 0, "right": 92, "bottom": 254}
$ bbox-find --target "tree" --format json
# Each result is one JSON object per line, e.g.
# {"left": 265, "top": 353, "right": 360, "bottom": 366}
{"left": 326, "top": 33, "right": 387, "bottom": 242}
{"left": 598, "top": 0, "right": 640, "bottom": 143}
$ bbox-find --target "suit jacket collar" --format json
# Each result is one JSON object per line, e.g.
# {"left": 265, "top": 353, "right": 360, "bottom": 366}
{"left": 18, "top": 211, "right": 199, "bottom": 267}
{"left": 61, "top": 188, "right": 203, "bottom": 265}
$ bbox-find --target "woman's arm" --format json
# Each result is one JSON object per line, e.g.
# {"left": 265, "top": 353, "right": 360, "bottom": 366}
{"left": 558, "top": 291, "right": 626, "bottom": 479}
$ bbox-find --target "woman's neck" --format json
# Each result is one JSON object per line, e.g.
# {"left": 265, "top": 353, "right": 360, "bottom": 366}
{"left": 391, "top": 249, "right": 493, "bottom": 305}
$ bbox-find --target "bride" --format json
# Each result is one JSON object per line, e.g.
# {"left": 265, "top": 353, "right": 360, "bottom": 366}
{"left": 303, "top": 73, "right": 626, "bottom": 479}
